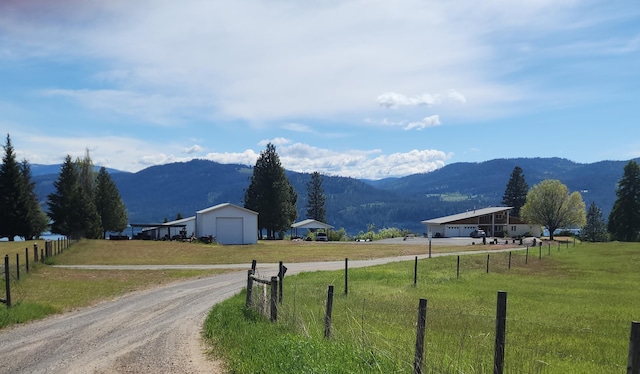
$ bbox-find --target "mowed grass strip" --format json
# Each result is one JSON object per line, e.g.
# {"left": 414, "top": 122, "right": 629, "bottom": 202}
{"left": 204, "top": 242, "right": 640, "bottom": 373}
{"left": 42, "top": 238, "right": 522, "bottom": 266}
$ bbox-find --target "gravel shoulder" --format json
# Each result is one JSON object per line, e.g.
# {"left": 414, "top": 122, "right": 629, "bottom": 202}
{"left": 0, "top": 246, "right": 526, "bottom": 373}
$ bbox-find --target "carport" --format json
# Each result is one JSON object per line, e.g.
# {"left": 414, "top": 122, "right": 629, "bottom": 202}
{"left": 290, "top": 219, "right": 334, "bottom": 238}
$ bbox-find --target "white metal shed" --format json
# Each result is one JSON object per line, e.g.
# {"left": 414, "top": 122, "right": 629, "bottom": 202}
{"left": 196, "top": 203, "right": 258, "bottom": 245}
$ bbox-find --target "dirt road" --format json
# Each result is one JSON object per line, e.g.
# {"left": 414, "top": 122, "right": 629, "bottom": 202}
{"left": 0, "top": 249, "right": 520, "bottom": 373}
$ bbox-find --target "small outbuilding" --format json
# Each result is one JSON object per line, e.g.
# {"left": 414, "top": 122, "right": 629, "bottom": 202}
{"left": 196, "top": 203, "right": 258, "bottom": 245}
{"left": 290, "top": 219, "right": 334, "bottom": 238}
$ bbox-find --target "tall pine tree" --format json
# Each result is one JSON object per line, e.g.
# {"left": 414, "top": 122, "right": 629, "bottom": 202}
{"left": 19, "top": 160, "right": 49, "bottom": 240}
{"left": 0, "top": 134, "right": 46, "bottom": 240}
{"left": 0, "top": 134, "right": 23, "bottom": 240}
{"left": 48, "top": 155, "right": 101, "bottom": 239}
{"left": 608, "top": 160, "right": 640, "bottom": 241}
{"left": 244, "top": 143, "right": 297, "bottom": 239}
{"left": 502, "top": 166, "right": 529, "bottom": 217}
{"left": 305, "top": 171, "right": 326, "bottom": 222}
{"left": 94, "top": 166, "right": 128, "bottom": 238}
{"left": 581, "top": 202, "right": 608, "bottom": 242}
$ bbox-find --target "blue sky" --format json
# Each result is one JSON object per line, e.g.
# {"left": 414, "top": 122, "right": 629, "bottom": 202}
{"left": 1, "top": 0, "right": 639, "bottom": 179}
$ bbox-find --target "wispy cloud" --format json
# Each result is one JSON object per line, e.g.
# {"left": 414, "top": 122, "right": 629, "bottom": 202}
{"left": 405, "top": 115, "right": 441, "bottom": 130}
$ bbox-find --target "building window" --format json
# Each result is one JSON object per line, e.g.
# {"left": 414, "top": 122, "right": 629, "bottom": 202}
{"left": 511, "top": 226, "right": 517, "bottom": 231}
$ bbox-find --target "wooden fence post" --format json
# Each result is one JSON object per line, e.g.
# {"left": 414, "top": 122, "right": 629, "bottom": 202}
{"left": 456, "top": 256, "right": 460, "bottom": 279}
{"left": 4, "top": 255, "right": 10, "bottom": 308}
{"left": 494, "top": 291, "right": 507, "bottom": 374}
{"left": 324, "top": 285, "right": 334, "bottom": 338}
{"left": 486, "top": 254, "right": 490, "bottom": 273}
{"left": 508, "top": 252, "right": 512, "bottom": 270}
{"left": 414, "top": 298, "right": 428, "bottom": 374}
{"left": 278, "top": 261, "right": 284, "bottom": 304}
{"left": 525, "top": 247, "right": 529, "bottom": 264}
{"left": 251, "top": 259, "right": 257, "bottom": 272}
{"left": 270, "top": 276, "right": 278, "bottom": 322}
{"left": 414, "top": 256, "right": 418, "bottom": 286}
{"left": 34, "top": 243, "right": 38, "bottom": 263}
{"left": 25, "top": 248, "right": 29, "bottom": 274}
{"left": 16, "top": 254, "right": 19, "bottom": 281}
{"left": 628, "top": 321, "right": 640, "bottom": 374}
{"left": 344, "top": 258, "right": 348, "bottom": 295}
{"left": 245, "top": 269, "right": 254, "bottom": 308}
{"left": 539, "top": 245, "right": 542, "bottom": 260}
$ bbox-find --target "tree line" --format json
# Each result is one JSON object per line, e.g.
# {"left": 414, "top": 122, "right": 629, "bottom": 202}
{"left": 0, "top": 135, "right": 128, "bottom": 241}
{"left": 501, "top": 161, "right": 640, "bottom": 242}
{"left": 4, "top": 134, "right": 639, "bottom": 243}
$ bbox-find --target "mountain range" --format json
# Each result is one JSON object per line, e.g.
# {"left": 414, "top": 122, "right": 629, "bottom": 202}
{"left": 32, "top": 157, "right": 634, "bottom": 235}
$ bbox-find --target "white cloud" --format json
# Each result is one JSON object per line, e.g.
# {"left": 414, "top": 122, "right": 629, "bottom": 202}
{"left": 200, "top": 142, "right": 450, "bottom": 179}
{"left": 40, "top": 89, "right": 206, "bottom": 126}
{"left": 281, "top": 123, "right": 313, "bottom": 133}
{"left": 377, "top": 92, "right": 442, "bottom": 109}
{"left": 258, "top": 138, "right": 291, "bottom": 147}
{"left": 183, "top": 144, "right": 204, "bottom": 154}
{"left": 405, "top": 115, "right": 442, "bottom": 130}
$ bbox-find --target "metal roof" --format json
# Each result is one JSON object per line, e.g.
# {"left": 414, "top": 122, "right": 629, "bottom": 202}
{"left": 196, "top": 202, "right": 258, "bottom": 216}
{"left": 421, "top": 207, "right": 512, "bottom": 225}
{"left": 291, "top": 219, "right": 334, "bottom": 230}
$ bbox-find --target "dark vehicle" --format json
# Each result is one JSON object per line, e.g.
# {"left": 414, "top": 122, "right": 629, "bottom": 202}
{"left": 470, "top": 229, "right": 486, "bottom": 238}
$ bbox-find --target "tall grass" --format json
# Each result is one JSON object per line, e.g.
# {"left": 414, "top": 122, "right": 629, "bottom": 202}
{"left": 204, "top": 242, "right": 640, "bottom": 373}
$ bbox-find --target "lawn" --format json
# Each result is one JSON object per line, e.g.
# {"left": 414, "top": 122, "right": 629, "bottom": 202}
{"left": 0, "top": 237, "right": 511, "bottom": 329}
{"left": 203, "top": 241, "right": 640, "bottom": 373}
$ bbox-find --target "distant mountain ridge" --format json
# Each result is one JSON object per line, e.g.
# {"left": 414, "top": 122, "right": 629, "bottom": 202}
{"left": 32, "top": 157, "right": 634, "bottom": 235}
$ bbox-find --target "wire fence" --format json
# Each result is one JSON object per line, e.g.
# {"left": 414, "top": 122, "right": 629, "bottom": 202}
{"left": 245, "top": 243, "right": 638, "bottom": 373}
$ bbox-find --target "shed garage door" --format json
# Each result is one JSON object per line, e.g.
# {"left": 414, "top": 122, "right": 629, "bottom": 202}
{"left": 216, "top": 217, "right": 243, "bottom": 244}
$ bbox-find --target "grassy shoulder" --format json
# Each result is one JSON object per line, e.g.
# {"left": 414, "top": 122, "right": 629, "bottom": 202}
{"left": 203, "top": 242, "right": 640, "bottom": 373}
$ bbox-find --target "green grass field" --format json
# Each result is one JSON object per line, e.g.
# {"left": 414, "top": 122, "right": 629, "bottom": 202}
{"left": 203, "top": 242, "right": 640, "bottom": 373}
{"left": 0, "top": 238, "right": 506, "bottom": 329}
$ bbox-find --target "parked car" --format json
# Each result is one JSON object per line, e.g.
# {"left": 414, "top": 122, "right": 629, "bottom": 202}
{"left": 316, "top": 232, "right": 328, "bottom": 241}
{"left": 470, "top": 229, "right": 486, "bottom": 238}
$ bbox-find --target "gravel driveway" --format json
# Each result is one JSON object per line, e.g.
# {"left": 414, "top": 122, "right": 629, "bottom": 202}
{"left": 0, "top": 247, "right": 523, "bottom": 373}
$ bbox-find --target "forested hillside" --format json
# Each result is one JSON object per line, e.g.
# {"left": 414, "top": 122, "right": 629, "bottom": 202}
{"left": 32, "top": 157, "right": 634, "bottom": 235}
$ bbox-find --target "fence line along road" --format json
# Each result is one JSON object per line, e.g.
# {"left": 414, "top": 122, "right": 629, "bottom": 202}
{"left": 0, "top": 248, "right": 527, "bottom": 373}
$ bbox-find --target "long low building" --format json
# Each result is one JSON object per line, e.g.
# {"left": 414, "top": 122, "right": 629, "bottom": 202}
{"left": 421, "top": 207, "right": 542, "bottom": 238}
{"left": 136, "top": 203, "right": 258, "bottom": 245}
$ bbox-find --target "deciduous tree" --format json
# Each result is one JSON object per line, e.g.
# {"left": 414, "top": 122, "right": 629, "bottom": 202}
{"left": 581, "top": 202, "right": 608, "bottom": 242}
{"left": 244, "top": 143, "right": 297, "bottom": 239}
{"left": 502, "top": 166, "right": 529, "bottom": 217}
{"left": 608, "top": 160, "right": 640, "bottom": 241}
{"left": 520, "top": 179, "right": 586, "bottom": 241}
{"left": 305, "top": 171, "right": 326, "bottom": 222}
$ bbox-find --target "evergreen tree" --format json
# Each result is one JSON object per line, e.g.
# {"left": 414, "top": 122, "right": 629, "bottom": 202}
{"left": 48, "top": 155, "right": 101, "bottom": 239}
{"left": 581, "top": 202, "right": 608, "bottom": 242}
{"left": 0, "top": 135, "right": 32, "bottom": 240}
{"left": 608, "top": 160, "right": 640, "bottom": 241}
{"left": 305, "top": 172, "right": 327, "bottom": 222}
{"left": 77, "top": 148, "right": 95, "bottom": 197}
{"left": 18, "top": 160, "right": 49, "bottom": 240}
{"left": 244, "top": 143, "right": 298, "bottom": 239}
{"left": 502, "top": 166, "right": 529, "bottom": 217}
{"left": 0, "top": 135, "right": 48, "bottom": 240}
{"left": 94, "top": 166, "right": 128, "bottom": 238}
{"left": 520, "top": 179, "right": 586, "bottom": 241}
